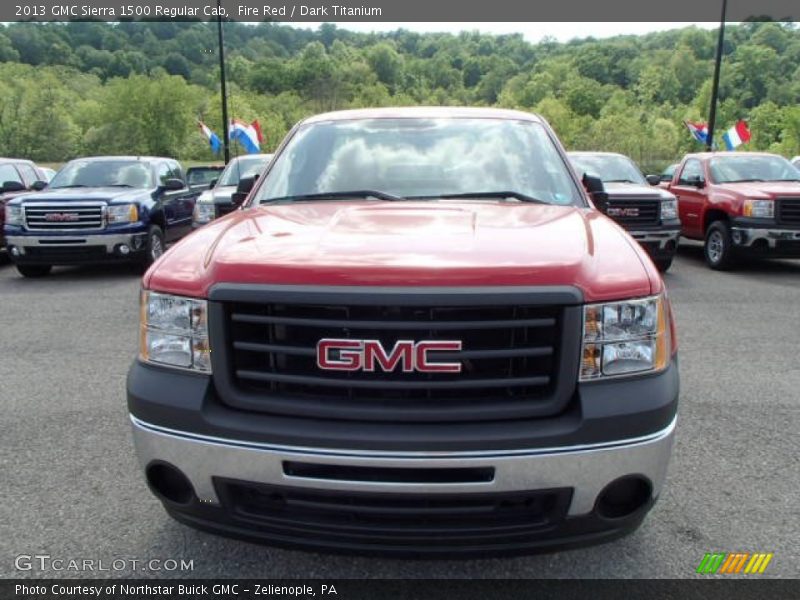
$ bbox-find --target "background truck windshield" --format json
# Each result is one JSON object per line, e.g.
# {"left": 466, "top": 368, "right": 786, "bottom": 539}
{"left": 219, "top": 156, "right": 270, "bottom": 187}
{"left": 50, "top": 160, "right": 154, "bottom": 189}
{"left": 710, "top": 155, "right": 800, "bottom": 183}
{"left": 255, "top": 118, "right": 581, "bottom": 205}
{"left": 569, "top": 154, "right": 647, "bottom": 184}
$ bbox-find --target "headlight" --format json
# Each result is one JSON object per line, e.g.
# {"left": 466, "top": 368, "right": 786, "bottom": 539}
{"left": 193, "top": 201, "right": 216, "bottom": 225}
{"left": 581, "top": 294, "right": 670, "bottom": 380}
{"left": 139, "top": 291, "right": 211, "bottom": 372}
{"left": 661, "top": 199, "right": 678, "bottom": 220}
{"left": 4, "top": 204, "right": 22, "bottom": 226}
{"left": 107, "top": 203, "right": 138, "bottom": 224}
{"left": 742, "top": 199, "right": 774, "bottom": 219}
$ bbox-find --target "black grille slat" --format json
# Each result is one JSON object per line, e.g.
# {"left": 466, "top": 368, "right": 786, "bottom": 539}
{"left": 236, "top": 370, "right": 551, "bottom": 390}
{"left": 604, "top": 198, "right": 660, "bottom": 226}
{"left": 214, "top": 291, "right": 579, "bottom": 424}
{"left": 231, "top": 313, "right": 556, "bottom": 330}
{"left": 777, "top": 198, "right": 800, "bottom": 225}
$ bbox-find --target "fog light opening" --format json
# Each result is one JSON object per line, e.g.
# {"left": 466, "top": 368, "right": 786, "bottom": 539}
{"left": 145, "top": 462, "right": 195, "bottom": 505}
{"left": 595, "top": 475, "right": 652, "bottom": 520}
{"left": 732, "top": 230, "right": 743, "bottom": 245}
{"left": 9, "top": 246, "right": 20, "bottom": 257}
{"left": 117, "top": 244, "right": 131, "bottom": 256}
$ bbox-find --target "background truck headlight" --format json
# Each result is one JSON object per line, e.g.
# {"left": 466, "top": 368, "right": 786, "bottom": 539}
{"left": 107, "top": 203, "right": 138, "bottom": 224}
{"left": 742, "top": 199, "right": 774, "bottom": 219}
{"left": 580, "top": 294, "right": 670, "bottom": 380}
{"left": 5, "top": 205, "right": 22, "bottom": 226}
{"left": 193, "top": 201, "right": 216, "bottom": 225}
{"left": 139, "top": 291, "right": 211, "bottom": 372}
{"left": 661, "top": 199, "right": 678, "bottom": 220}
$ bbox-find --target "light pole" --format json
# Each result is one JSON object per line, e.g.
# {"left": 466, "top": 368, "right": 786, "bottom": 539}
{"left": 706, "top": 0, "right": 728, "bottom": 151}
{"left": 216, "top": 0, "right": 230, "bottom": 163}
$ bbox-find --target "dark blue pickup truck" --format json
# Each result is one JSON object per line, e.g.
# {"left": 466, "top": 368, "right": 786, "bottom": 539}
{"left": 4, "top": 156, "right": 200, "bottom": 277}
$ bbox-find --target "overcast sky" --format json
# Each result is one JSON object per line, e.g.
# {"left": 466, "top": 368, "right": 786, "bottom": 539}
{"left": 289, "top": 22, "right": 721, "bottom": 43}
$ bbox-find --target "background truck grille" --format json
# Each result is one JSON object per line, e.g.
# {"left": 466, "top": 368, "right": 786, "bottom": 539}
{"left": 24, "top": 203, "right": 105, "bottom": 231}
{"left": 776, "top": 198, "right": 800, "bottom": 226}
{"left": 210, "top": 288, "right": 581, "bottom": 423}
{"left": 603, "top": 198, "right": 660, "bottom": 226}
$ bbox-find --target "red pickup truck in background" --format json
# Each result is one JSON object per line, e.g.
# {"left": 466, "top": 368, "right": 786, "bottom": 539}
{"left": 665, "top": 152, "right": 800, "bottom": 269}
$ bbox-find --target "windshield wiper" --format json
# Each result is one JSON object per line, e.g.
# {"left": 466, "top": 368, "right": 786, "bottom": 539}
{"left": 604, "top": 179, "right": 638, "bottom": 183}
{"left": 50, "top": 184, "right": 88, "bottom": 189}
{"left": 727, "top": 178, "right": 764, "bottom": 183}
{"left": 263, "top": 190, "right": 405, "bottom": 203}
{"left": 105, "top": 184, "right": 135, "bottom": 188}
{"left": 410, "top": 191, "right": 549, "bottom": 204}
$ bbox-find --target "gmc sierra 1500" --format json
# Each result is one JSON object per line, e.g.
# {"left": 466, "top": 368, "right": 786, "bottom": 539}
{"left": 127, "top": 107, "right": 679, "bottom": 557}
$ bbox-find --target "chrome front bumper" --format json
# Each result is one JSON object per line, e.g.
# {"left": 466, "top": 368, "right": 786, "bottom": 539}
{"left": 730, "top": 227, "right": 800, "bottom": 248}
{"left": 6, "top": 232, "right": 147, "bottom": 253}
{"left": 628, "top": 230, "right": 681, "bottom": 250}
{"left": 130, "top": 415, "right": 676, "bottom": 517}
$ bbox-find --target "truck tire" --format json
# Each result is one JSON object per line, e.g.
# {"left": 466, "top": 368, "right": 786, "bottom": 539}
{"left": 142, "top": 225, "right": 165, "bottom": 269}
{"left": 16, "top": 264, "right": 52, "bottom": 278}
{"left": 654, "top": 257, "right": 673, "bottom": 272}
{"left": 704, "top": 221, "right": 736, "bottom": 270}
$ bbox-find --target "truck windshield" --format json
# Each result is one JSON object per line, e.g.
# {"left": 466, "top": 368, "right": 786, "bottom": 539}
{"left": 710, "top": 155, "right": 800, "bottom": 183}
{"left": 49, "top": 160, "right": 154, "bottom": 189}
{"left": 569, "top": 154, "right": 647, "bottom": 184}
{"left": 218, "top": 155, "right": 270, "bottom": 187}
{"left": 254, "top": 118, "right": 581, "bottom": 206}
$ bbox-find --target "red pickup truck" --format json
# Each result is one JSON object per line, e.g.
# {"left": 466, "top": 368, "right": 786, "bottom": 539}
{"left": 127, "top": 107, "right": 679, "bottom": 556}
{"left": 665, "top": 152, "right": 800, "bottom": 269}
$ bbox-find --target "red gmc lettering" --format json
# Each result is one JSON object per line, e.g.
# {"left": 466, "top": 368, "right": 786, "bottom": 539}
{"left": 316, "top": 339, "right": 462, "bottom": 373}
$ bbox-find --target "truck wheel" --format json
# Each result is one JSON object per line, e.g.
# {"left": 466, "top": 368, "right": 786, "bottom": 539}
{"left": 654, "top": 257, "right": 673, "bottom": 272}
{"left": 16, "top": 264, "right": 52, "bottom": 278}
{"left": 142, "top": 225, "right": 165, "bottom": 268}
{"left": 704, "top": 221, "right": 736, "bottom": 270}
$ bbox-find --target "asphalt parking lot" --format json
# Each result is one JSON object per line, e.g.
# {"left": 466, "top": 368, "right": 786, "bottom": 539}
{"left": 1, "top": 245, "right": 798, "bottom": 579}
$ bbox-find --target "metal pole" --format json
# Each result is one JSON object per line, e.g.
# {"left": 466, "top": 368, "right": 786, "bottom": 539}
{"left": 217, "top": 0, "right": 230, "bottom": 164}
{"left": 706, "top": 0, "right": 727, "bottom": 151}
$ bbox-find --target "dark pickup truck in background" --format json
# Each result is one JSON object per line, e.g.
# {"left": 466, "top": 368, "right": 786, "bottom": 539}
{"left": 4, "top": 156, "right": 200, "bottom": 277}
{"left": 569, "top": 152, "right": 681, "bottom": 272}
{"left": 0, "top": 158, "right": 50, "bottom": 254}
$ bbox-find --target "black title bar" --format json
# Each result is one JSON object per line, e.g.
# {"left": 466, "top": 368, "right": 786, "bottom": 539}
{"left": 3, "top": 0, "right": 800, "bottom": 22}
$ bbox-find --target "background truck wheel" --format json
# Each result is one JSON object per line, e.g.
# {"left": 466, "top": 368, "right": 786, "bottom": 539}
{"left": 16, "top": 264, "right": 52, "bottom": 278}
{"left": 142, "top": 225, "right": 165, "bottom": 269}
{"left": 654, "top": 257, "right": 673, "bottom": 272}
{"left": 704, "top": 221, "right": 736, "bottom": 270}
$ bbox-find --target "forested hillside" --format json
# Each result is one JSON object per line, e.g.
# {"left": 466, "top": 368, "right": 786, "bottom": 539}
{"left": 1, "top": 20, "right": 799, "bottom": 168}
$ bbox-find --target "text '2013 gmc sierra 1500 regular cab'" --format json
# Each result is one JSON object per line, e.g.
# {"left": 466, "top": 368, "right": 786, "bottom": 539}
{"left": 127, "top": 107, "right": 679, "bottom": 557}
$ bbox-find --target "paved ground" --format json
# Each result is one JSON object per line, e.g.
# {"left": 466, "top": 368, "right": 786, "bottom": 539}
{"left": 1, "top": 245, "right": 798, "bottom": 579}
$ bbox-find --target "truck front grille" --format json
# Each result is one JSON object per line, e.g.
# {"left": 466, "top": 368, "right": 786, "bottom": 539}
{"left": 776, "top": 198, "right": 800, "bottom": 226}
{"left": 603, "top": 199, "right": 660, "bottom": 226}
{"left": 24, "top": 203, "right": 105, "bottom": 231}
{"left": 210, "top": 287, "right": 581, "bottom": 423}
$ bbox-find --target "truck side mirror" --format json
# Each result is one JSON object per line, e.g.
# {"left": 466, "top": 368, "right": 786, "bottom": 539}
{"left": 162, "top": 178, "right": 185, "bottom": 191}
{"left": 231, "top": 192, "right": 248, "bottom": 207}
{"left": 208, "top": 179, "right": 218, "bottom": 189}
{"left": 1, "top": 180, "right": 26, "bottom": 194}
{"left": 236, "top": 175, "right": 257, "bottom": 195}
{"left": 646, "top": 174, "right": 660, "bottom": 186}
{"left": 686, "top": 174, "right": 705, "bottom": 189}
{"left": 582, "top": 173, "right": 605, "bottom": 195}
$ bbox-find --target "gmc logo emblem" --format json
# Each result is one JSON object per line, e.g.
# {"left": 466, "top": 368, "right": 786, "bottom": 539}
{"left": 317, "top": 339, "right": 462, "bottom": 373}
{"left": 606, "top": 207, "right": 639, "bottom": 217}
{"left": 44, "top": 212, "right": 80, "bottom": 222}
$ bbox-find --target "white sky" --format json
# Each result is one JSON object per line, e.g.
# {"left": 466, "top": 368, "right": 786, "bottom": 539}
{"left": 289, "top": 22, "right": 720, "bottom": 43}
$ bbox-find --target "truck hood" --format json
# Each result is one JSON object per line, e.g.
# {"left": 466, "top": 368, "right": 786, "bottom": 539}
{"left": 604, "top": 182, "right": 675, "bottom": 200}
{"left": 146, "top": 200, "right": 659, "bottom": 302}
{"left": 714, "top": 181, "right": 800, "bottom": 199}
{"left": 8, "top": 187, "right": 148, "bottom": 205}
